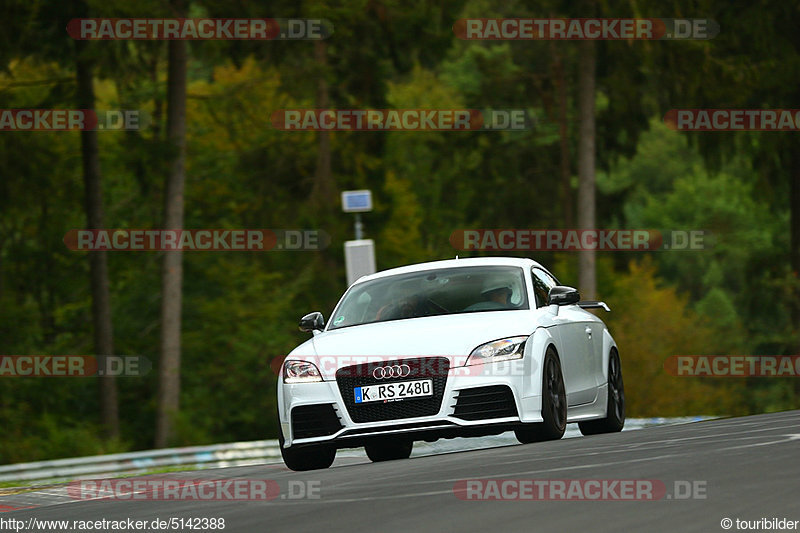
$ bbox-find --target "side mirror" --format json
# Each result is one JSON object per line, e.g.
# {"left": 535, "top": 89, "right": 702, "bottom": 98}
{"left": 548, "top": 286, "right": 580, "bottom": 306}
{"left": 299, "top": 311, "right": 325, "bottom": 332}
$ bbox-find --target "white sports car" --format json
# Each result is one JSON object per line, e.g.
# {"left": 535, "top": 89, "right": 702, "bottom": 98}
{"left": 277, "top": 257, "right": 624, "bottom": 470}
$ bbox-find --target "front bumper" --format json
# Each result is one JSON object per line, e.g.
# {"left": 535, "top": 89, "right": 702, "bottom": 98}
{"left": 279, "top": 365, "right": 543, "bottom": 448}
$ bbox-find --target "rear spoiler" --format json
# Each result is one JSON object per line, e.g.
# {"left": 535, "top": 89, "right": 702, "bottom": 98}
{"left": 578, "top": 301, "right": 611, "bottom": 312}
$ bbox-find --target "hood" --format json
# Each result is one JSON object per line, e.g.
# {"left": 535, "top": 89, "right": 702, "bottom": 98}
{"left": 288, "top": 310, "right": 538, "bottom": 380}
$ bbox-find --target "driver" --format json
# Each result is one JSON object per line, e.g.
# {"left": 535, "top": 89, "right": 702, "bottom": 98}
{"left": 481, "top": 279, "right": 513, "bottom": 306}
{"left": 375, "top": 282, "right": 423, "bottom": 320}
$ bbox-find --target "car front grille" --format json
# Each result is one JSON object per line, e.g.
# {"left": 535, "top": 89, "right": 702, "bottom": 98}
{"left": 291, "top": 404, "right": 343, "bottom": 439}
{"left": 336, "top": 357, "right": 450, "bottom": 423}
{"left": 452, "top": 385, "right": 518, "bottom": 421}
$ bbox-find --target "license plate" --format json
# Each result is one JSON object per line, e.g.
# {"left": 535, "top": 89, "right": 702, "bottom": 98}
{"left": 354, "top": 379, "right": 433, "bottom": 404}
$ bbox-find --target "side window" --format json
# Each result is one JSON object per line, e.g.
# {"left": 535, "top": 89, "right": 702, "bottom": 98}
{"left": 531, "top": 267, "right": 557, "bottom": 308}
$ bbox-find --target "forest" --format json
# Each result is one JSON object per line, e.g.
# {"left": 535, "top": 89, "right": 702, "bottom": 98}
{"left": 1, "top": 0, "right": 798, "bottom": 464}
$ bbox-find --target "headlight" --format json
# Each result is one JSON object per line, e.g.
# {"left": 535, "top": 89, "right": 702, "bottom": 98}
{"left": 466, "top": 336, "right": 527, "bottom": 366}
{"left": 283, "top": 360, "right": 323, "bottom": 383}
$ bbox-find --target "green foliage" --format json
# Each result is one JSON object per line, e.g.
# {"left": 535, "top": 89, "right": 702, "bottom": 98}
{"left": 600, "top": 119, "right": 794, "bottom": 354}
{"left": 0, "top": 413, "right": 129, "bottom": 464}
{"left": 603, "top": 259, "right": 748, "bottom": 417}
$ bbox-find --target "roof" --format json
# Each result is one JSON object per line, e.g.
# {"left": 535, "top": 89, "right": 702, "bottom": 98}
{"left": 354, "top": 256, "right": 546, "bottom": 285}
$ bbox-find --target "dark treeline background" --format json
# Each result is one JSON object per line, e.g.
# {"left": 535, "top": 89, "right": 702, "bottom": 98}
{"left": 1, "top": 0, "right": 799, "bottom": 464}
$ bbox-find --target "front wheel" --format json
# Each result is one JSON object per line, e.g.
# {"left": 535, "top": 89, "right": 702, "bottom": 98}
{"left": 365, "top": 438, "right": 413, "bottom": 462}
{"left": 515, "top": 347, "right": 567, "bottom": 444}
{"left": 579, "top": 349, "right": 625, "bottom": 436}
{"left": 279, "top": 425, "right": 336, "bottom": 471}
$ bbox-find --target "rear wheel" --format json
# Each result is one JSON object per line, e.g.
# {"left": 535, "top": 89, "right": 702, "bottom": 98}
{"left": 515, "top": 347, "right": 566, "bottom": 444}
{"left": 579, "top": 349, "right": 625, "bottom": 435}
{"left": 279, "top": 424, "right": 336, "bottom": 471}
{"left": 365, "top": 438, "right": 413, "bottom": 462}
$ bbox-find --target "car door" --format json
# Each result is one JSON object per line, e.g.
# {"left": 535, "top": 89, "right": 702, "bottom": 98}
{"left": 532, "top": 267, "right": 596, "bottom": 406}
{"left": 554, "top": 305, "right": 598, "bottom": 405}
{"left": 586, "top": 319, "right": 606, "bottom": 388}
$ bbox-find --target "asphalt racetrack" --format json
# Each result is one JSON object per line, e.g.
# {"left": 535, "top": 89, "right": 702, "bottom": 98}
{"left": 5, "top": 410, "right": 800, "bottom": 533}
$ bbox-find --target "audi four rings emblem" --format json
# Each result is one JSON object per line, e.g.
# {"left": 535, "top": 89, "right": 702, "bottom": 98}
{"left": 373, "top": 364, "right": 411, "bottom": 379}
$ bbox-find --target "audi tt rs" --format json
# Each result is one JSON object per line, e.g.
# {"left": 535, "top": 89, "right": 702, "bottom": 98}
{"left": 277, "top": 257, "right": 625, "bottom": 471}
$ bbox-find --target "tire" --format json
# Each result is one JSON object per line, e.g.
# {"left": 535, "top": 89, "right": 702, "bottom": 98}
{"left": 365, "top": 438, "right": 413, "bottom": 462}
{"left": 515, "top": 347, "right": 567, "bottom": 444}
{"left": 279, "top": 423, "right": 336, "bottom": 471}
{"left": 579, "top": 349, "right": 625, "bottom": 436}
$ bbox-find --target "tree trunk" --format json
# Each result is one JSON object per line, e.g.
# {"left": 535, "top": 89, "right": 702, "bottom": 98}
{"left": 311, "top": 40, "right": 334, "bottom": 209}
{"left": 791, "top": 149, "right": 800, "bottom": 401}
{"left": 577, "top": 39, "right": 597, "bottom": 300}
{"left": 552, "top": 45, "right": 573, "bottom": 228}
{"left": 75, "top": 38, "right": 119, "bottom": 440}
{"left": 155, "top": 0, "right": 188, "bottom": 448}
{"left": 791, "top": 150, "right": 800, "bottom": 311}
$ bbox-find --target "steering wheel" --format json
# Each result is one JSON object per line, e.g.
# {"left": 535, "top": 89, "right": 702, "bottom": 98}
{"left": 426, "top": 298, "right": 449, "bottom": 313}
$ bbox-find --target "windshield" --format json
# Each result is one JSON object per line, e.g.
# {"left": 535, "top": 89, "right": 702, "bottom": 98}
{"left": 328, "top": 265, "right": 529, "bottom": 330}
